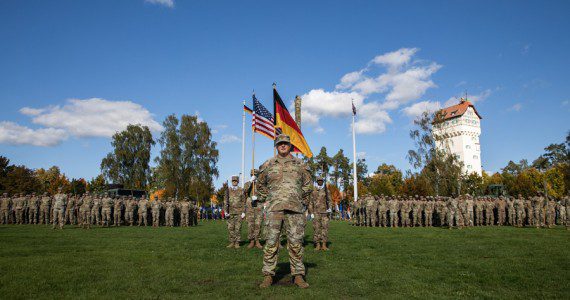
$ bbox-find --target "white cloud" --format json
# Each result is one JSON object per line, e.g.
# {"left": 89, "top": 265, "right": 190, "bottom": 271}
{"left": 145, "top": 0, "right": 174, "bottom": 8}
{"left": 0, "top": 121, "right": 68, "bottom": 147}
{"left": 21, "top": 98, "right": 162, "bottom": 138}
{"left": 402, "top": 101, "right": 442, "bottom": 119}
{"left": 562, "top": 100, "right": 569, "bottom": 106}
{"left": 301, "top": 48, "right": 438, "bottom": 134}
{"left": 220, "top": 134, "right": 240, "bottom": 144}
{"left": 522, "top": 44, "right": 531, "bottom": 55}
{"left": 509, "top": 103, "right": 523, "bottom": 112}
{"left": 356, "top": 152, "right": 366, "bottom": 159}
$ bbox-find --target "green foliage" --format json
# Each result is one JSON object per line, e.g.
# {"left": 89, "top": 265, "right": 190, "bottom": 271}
{"left": 88, "top": 174, "right": 107, "bottom": 193}
{"left": 154, "top": 114, "right": 219, "bottom": 202}
{"left": 461, "top": 172, "right": 485, "bottom": 196}
{"left": 1, "top": 165, "right": 42, "bottom": 195}
{"left": 101, "top": 124, "right": 155, "bottom": 189}
{"left": 69, "top": 178, "right": 87, "bottom": 195}
{"left": 368, "top": 164, "right": 403, "bottom": 196}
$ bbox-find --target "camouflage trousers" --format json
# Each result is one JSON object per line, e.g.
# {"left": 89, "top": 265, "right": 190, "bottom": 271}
{"left": 152, "top": 210, "right": 160, "bottom": 227}
{"left": 139, "top": 211, "right": 148, "bottom": 226}
{"left": 366, "top": 207, "right": 377, "bottom": 227}
{"left": 67, "top": 209, "right": 77, "bottom": 225}
{"left": 15, "top": 208, "right": 24, "bottom": 224}
{"left": 447, "top": 210, "right": 462, "bottom": 228}
{"left": 312, "top": 213, "right": 329, "bottom": 243}
{"left": 166, "top": 209, "right": 174, "bottom": 227}
{"left": 29, "top": 209, "right": 38, "bottom": 224}
{"left": 247, "top": 207, "right": 263, "bottom": 240}
{"left": 1, "top": 209, "right": 9, "bottom": 224}
{"left": 91, "top": 209, "right": 100, "bottom": 225}
{"left": 475, "top": 209, "right": 484, "bottom": 226}
{"left": 80, "top": 209, "right": 91, "bottom": 228}
{"left": 262, "top": 210, "right": 305, "bottom": 276}
{"left": 181, "top": 210, "right": 189, "bottom": 227}
{"left": 389, "top": 211, "right": 398, "bottom": 227}
{"left": 508, "top": 208, "right": 516, "bottom": 226}
{"left": 52, "top": 208, "right": 65, "bottom": 229}
{"left": 114, "top": 209, "right": 122, "bottom": 226}
{"left": 125, "top": 210, "right": 134, "bottom": 225}
{"left": 227, "top": 214, "right": 242, "bottom": 243}
{"left": 102, "top": 208, "right": 111, "bottom": 226}
{"left": 566, "top": 206, "right": 570, "bottom": 228}
{"left": 39, "top": 207, "right": 50, "bottom": 224}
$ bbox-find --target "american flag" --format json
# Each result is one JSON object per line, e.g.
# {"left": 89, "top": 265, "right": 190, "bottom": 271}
{"left": 252, "top": 94, "right": 276, "bottom": 139}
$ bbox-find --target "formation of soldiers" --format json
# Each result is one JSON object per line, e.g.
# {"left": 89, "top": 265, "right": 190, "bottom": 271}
{"left": 351, "top": 192, "right": 570, "bottom": 229}
{"left": 0, "top": 190, "right": 199, "bottom": 229}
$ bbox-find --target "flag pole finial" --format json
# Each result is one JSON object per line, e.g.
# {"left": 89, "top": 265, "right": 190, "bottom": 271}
{"left": 272, "top": 82, "right": 277, "bottom": 89}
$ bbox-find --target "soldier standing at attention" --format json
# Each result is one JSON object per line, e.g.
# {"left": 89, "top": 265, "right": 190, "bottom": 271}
{"left": 165, "top": 198, "right": 175, "bottom": 227}
{"left": 224, "top": 176, "right": 246, "bottom": 249}
{"left": 309, "top": 177, "right": 331, "bottom": 251}
{"left": 256, "top": 134, "right": 312, "bottom": 289}
{"left": 151, "top": 196, "right": 162, "bottom": 227}
{"left": 388, "top": 196, "right": 399, "bottom": 227}
{"left": 101, "top": 194, "right": 113, "bottom": 227}
{"left": 138, "top": 196, "right": 149, "bottom": 226}
{"left": 113, "top": 196, "right": 123, "bottom": 226}
{"left": 179, "top": 197, "right": 190, "bottom": 227}
{"left": 91, "top": 195, "right": 101, "bottom": 226}
{"left": 245, "top": 169, "right": 263, "bottom": 249}
{"left": 1, "top": 193, "right": 11, "bottom": 224}
{"left": 52, "top": 187, "right": 67, "bottom": 229}
{"left": 79, "top": 193, "right": 92, "bottom": 229}
{"left": 125, "top": 196, "right": 136, "bottom": 226}
{"left": 28, "top": 193, "right": 39, "bottom": 224}
{"left": 364, "top": 193, "right": 376, "bottom": 227}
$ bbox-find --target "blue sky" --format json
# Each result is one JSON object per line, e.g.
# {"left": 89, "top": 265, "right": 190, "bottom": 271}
{"left": 0, "top": 0, "right": 569, "bottom": 187}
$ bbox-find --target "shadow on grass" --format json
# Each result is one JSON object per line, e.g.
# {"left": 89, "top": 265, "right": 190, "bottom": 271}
{"left": 274, "top": 262, "right": 317, "bottom": 286}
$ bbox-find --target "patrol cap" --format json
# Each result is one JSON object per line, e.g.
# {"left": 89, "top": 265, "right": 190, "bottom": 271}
{"left": 231, "top": 175, "right": 239, "bottom": 182}
{"left": 274, "top": 134, "right": 291, "bottom": 146}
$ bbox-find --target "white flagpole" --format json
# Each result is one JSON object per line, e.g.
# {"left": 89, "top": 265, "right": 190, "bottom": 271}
{"left": 352, "top": 104, "right": 358, "bottom": 203}
{"left": 241, "top": 100, "right": 246, "bottom": 188}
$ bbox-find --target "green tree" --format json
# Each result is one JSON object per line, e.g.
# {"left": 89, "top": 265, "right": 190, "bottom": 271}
{"left": 154, "top": 114, "right": 219, "bottom": 202}
{"left": 2, "top": 165, "right": 42, "bottom": 195}
{"left": 407, "top": 112, "right": 463, "bottom": 196}
{"left": 331, "top": 149, "right": 350, "bottom": 189}
{"left": 356, "top": 158, "right": 368, "bottom": 185}
{"left": 35, "top": 166, "right": 70, "bottom": 195}
{"left": 88, "top": 175, "right": 107, "bottom": 193}
{"left": 462, "top": 172, "right": 484, "bottom": 196}
{"left": 101, "top": 124, "right": 154, "bottom": 189}
{"left": 315, "top": 147, "right": 332, "bottom": 179}
{"left": 70, "top": 178, "right": 87, "bottom": 195}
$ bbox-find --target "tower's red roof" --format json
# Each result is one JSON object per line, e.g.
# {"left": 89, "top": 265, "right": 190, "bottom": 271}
{"left": 436, "top": 100, "right": 482, "bottom": 122}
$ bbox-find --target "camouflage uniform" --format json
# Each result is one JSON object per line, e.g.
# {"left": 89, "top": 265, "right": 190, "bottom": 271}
{"left": 475, "top": 198, "right": 484, "bottom": 226}
{"left": 465, "top": 195, "right": 474, "bottom": 227}
{"left": 66, "top": 195, "right": 77, "bottom": 225}
{"left": 125, "top": 197, "right": 136, "bottom": 226}
{"left": 91, "top": 196, "right": 102, "bottom": 226}
{"left": 28, "top": 193, "right": 39, "bottom": 224}
{"left": 378, "top": 196, "right": 387, "bottom": 227}
{"left": 224, "top": 177, "right": 246, "bottom": 247}
{"left": 113, "top": 197, "right": 123, "bottom": 226}
{"left": 388, "top": 197, "right": 399, "bottom": 227}
{"left": 138, "top": 197, "right": 149, "bottom": 226}
{"left": 165, "top": 199, "right": 175, "bottom": 227}
{"left": 447, "top": 197, "right": 461, "bottom": 228}
{"left": 79, "top": 193, "right": 92, "bottom": 229}
{"left": 52, "top": 191, "right": 67, "bottom": 229}
{"left": 180, "top": 198, "right": 190, "bottom": 227}
{"left": 424, "top": 197, "right": 434, "bottom": 227}
{"left": 39, "top": 193, "right": 51, "bottom": 225}
{"left": 507, "top": 197, "right": 516, "bottom": 226}
{"left": 151, "top": 199, "right": 162, "bottom": 227}
{"left": 309, "top": 179, "right": 330, "bottom": 249}
{"left": 514, "top": 195, "right": 525, "bottom": 227}
{"left": 101, "top": 195, "right": 113, "bottom": 227}
{"left": 244, "top": 172, "right": 263, "bottom": 248}
{"left": 564, "top": 196, "right": 570, "bottom": 229}
{"left": 1, "top": 193, "right": 11, "bottom": 224}
{"left": 257, "top": 150, "right": 312, "bottom": 279}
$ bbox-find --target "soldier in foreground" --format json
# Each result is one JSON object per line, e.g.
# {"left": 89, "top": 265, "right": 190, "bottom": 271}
{"left": 224, "top": 176, "right": 246, "bottom": 248}
{"left": 256, "top": 134, "right": 312, "bottom": 289}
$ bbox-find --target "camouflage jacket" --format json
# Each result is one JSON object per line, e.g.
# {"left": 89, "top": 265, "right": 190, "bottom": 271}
{"left": 309, "top": 186, "right": 328, "bottom": 214}
{"left": 257, "top": 155, "right": 312, "bottom": 213}
{"left": 225, "top": 186, "right": 245, "bottom": 215}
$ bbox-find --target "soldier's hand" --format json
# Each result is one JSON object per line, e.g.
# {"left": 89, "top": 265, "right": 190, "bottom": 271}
{"left": 326, "top": 208, "right": 332, "bottom": 213}
{"left": 250, "top": 175, "right": 256, "bottom": 182}
{"left": 241, "top": 212, "right": 245, "bottom": 219}
{"left": 251, "top": 196, "right": 257, "bottom": 201}
{"left": 310, "top": 213, "right": 314, "bottom": 219}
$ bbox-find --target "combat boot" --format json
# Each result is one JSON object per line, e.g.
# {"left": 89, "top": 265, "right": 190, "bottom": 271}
{"left": 293, "top": 275, "right": 309, "bottom": 289}
{"left": 255, "top": 239, "right": 263, "bottom": 249}
{"left": 234, "top": 242, "right": 240, "bottom": 249}
{"left": 259, "top": 276, "right": 273, "bottom": 288}
{"left": 226, "top": 243, "right": 234, "bottom": 248}
{"left": 314, "top": 242, "right": 321, "bottom": 251}
{"left": 321, "top": 241, "right": 329, "bottom": 251}
{"left": 247, "top": 240, "right": 255, "bottom": 249}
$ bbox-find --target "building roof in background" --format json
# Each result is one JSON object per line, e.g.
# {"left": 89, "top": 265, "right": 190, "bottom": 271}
{"left": 437, "top": 99, "right": 482, "bottom": 122}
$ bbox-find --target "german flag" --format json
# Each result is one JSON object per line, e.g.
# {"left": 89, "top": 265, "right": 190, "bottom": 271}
{"left": 243, "top": 104, "right": 253, "bottom": 115}
{"left": 273, "top": 86, "right": 313, "bottom": 158}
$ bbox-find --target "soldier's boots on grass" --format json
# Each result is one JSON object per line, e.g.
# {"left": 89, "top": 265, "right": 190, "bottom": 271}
{"left": 259, "top": 276, "right": 273, "bottom": 288}
{"left": 314, "top": 243, "right": 321, "bottom": 251}
{"left": 226, "top": 243, "right": 234, "bottom": 248}
{"left": 233, "top": 242, "right": 240, "bottom": 249}
{"left": 294, "top": 275, "right": 309, "bottom": 289}
{"left": 247, "top": 240, "right": 255, "bottom": 249}
{"left": 255, "top": 239, "right": 263, "bottom": 249}
{"left": 321, "top": 242, "right": 329, "bottom": 251}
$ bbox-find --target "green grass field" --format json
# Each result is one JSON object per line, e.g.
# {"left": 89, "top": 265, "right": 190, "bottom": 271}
{"left": 0, "top": 221, "right": 568, "bottom": 299}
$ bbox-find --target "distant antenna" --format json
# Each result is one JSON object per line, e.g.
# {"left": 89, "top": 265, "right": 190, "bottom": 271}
{"left": 460, "top": 89, "right": 468, "bottom": 103}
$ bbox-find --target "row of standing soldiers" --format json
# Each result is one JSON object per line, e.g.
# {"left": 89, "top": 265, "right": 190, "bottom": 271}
{"left": 0, "top": 189, "right": 199, "bottom": 229}
{"left": 352, "top": 193, "right": 570, "bottom": 229}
